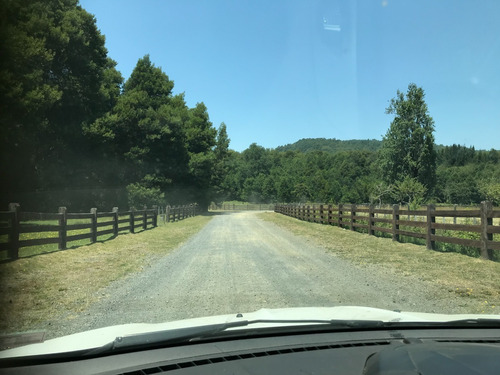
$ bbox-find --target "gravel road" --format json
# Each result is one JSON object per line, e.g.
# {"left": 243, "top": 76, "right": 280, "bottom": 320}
{"left": 45, "top": 211, "right": 465, "bottom": 338}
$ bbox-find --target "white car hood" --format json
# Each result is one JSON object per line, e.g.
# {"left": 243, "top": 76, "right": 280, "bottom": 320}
{"left": 1, "top": 306, "right": 499, "bottom": 358}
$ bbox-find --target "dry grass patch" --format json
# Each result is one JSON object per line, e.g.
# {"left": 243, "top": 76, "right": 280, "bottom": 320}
{"left": 259, "top": 212, "right": 500, "bottom": 314}
{"left": 0, "top": 215, "right": 212, "bottom": 334}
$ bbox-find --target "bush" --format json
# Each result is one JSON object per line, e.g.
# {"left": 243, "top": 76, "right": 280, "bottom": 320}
{"left": 126, "top": 183, "right": 165, "bottom": 209}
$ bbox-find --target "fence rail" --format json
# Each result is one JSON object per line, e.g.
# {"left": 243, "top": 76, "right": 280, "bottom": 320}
{"left": 158, "top": 204, "right": 199, "bottom": 223}
{"left": 274, "top": 202, "right": 499, "bottom": 261}
{"left": 0, "top": 203, "right": 162, "bottom": 260}
{"left": 0, "top": 203, "right": 201, "bottom": 260}
{"left": 209, "top": 203, "right": 275, "bottom": 211}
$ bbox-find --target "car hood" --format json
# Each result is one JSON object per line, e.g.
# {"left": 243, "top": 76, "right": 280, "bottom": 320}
{"left": 1, "top": 305, "right": 500, "bottom": 358}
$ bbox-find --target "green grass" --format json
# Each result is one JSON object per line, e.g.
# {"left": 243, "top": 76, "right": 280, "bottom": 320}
{"left": 0, "top": 216, "right": 156, "bottom": 260}
{"left": 0, "top": 214, "right": 213, "bottom": 334}
{"left": 303, "top": 209, "right": 499, "bottom": 261}
{"left": 259, "top": 212, "right": 500, "bottom": 314}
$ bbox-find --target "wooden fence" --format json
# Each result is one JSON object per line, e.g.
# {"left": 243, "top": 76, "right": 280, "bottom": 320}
{"left": 209, "top": 203, "right": 275, "bottom": 211}
{"left": 274, "top": 202, "right": 500, "bottom": 261}
{"left": 0, "top": 203, "right": 163, "bottom": 261}
{"left": 159, "top": 204, "right": 199, "bottom": 223}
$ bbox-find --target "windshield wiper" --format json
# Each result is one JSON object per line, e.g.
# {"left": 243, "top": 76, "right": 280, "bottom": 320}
{"left": 95, "top": 317, "right": 500, "bottom": 354}
{"left": 88, "top": 318, "right": 384, "bottom": 355}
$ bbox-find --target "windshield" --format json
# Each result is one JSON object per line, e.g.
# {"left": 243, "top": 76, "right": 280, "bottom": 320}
{"left": 0, "top": 0, "right": 499, "bottom": 351}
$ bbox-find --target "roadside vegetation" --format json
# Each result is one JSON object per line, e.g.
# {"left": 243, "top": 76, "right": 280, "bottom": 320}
{"left": 259, "top": 212, "right": 500, "bottom": 314}
{"left": 0, "top": 215, "right": 213, "bottom": 334}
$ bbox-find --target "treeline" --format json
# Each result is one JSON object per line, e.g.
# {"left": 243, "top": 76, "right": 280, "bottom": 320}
{"left": 2, "top": 2, "right": 498, "bottom": 212}
{"left": 0, "top": 0, "right": 228, "bottom": 211}
{"left": 276, "top": 138, "right": 382, "bottom": 153}
{"left": 218, "top": 84, "right": 499, "bottom": 207}
{"left": 219, "top": 144, "right": 500, "bottom": 206}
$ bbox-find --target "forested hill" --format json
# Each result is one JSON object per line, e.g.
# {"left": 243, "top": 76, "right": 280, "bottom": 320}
{"left": 275, "top": 138, "right": 382, "bottom": 153}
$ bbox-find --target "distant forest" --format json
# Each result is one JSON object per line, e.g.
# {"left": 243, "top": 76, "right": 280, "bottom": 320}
{"left": 219, "top": 140, "right": 500, "bottom": 206}
{"left": 276, "top": 138, "right": 382, "bottom": 153}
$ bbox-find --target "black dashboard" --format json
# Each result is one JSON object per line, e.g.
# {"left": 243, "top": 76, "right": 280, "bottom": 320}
{"left": 1, "top": 327, "right": 500, "bottom": 374}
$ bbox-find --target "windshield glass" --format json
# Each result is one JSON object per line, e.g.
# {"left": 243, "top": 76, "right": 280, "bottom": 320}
{"left": 1, "top": 0, "right": 499, "bottom": 351}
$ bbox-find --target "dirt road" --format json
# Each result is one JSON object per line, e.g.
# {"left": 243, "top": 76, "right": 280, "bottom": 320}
{"left": 45, "top": 211, "right": 459, "bottom": 338}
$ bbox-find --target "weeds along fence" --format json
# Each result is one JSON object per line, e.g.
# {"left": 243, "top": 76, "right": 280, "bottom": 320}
{"left": 209, "top": 203, "right": 275, "bottom": 211}
{"left": 274, "top": 202, "right": 500, "bottom": 261}
{"left": 0, "top": 203, "right": 198, "bottom": 261}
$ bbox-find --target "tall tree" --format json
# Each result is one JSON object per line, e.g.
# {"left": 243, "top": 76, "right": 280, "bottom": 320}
{"left": 184, "top": 103, "right": 217, "bottom": 210}
{"left": 0, "top": 0, "right": 122, "bottom": 209}
{"left": 211, "top": 122, "right": 231, "bottom": 203}
{"left": 379, "top": 83, "right": 436, "bottom": 194}
{"left": 86, "top": 55, "right": 190, "bottom": 207}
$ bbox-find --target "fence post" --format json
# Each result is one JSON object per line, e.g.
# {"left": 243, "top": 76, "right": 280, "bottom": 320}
{"left": 130, "top": 208, "right": 135, "bottom": 233}
{"left": 369, "top": 204, "right": 374, "bottom": 235}
{"left": 338, "top": 204, "right": 343, "bottom": 228}
{"left": 453, "top": 205, "right": 457, "bottom": 225}
{"left": 142, "top": 205, "right": 147, "bottom": 230}
{"left": 426, "top": 204, "right": 435, "bottom": 250}
{"left": 350, "top": 204, "right": 356, "bottom": 231}
{"left": 90, "top": 208, "right": 97, "bottom": 243}
{"left": 112, "top": 207, "right": 119, "bottom": 235}
{"left": 392, "top": 204, "right": 399, "bottom": 242}
{"left": 152, "top": 205, "right": 158, "bottom": 227}
{"left": 327, "top": 204, "right": 332, "bottom": 225}
{"left": 166, "top": 205, "right": 171, "bottom": 223}
{"left": 58, "top": 207, "right": 67, "bottom": 250}
{"left": 480, "top": 201, "right": 493, "bottom": 260}
{"left": 8, "top": 203, "right": 20, "bottom": 260}
{"left": 319, "top": 204, "right": 324, "bottom": 224}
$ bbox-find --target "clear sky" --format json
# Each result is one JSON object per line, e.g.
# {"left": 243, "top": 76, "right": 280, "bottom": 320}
{"left": 80, "top": 0, "right": 500, "bottom": 152}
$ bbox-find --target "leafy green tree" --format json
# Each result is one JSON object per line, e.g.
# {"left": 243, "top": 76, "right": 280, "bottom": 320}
{"left": 379, "top": 83, "right": 436, "bottom": 195}
{"left": 211, "top": 123, "right": 231, "bottom": 203}
{"left": 370, "top": 182, "right": 393, "bottom": 206}
{"left": 0, "top": 0, "right": 122, "bottom": 209}
{"left": 127, "top": 183, "right": 165, "bottom": 209}
{"left": 435, "top": 165, "right": 481, "bottom": 204}
{"left": 184, "top": 102, "right": 218, "bottom": 209}
{"left": 392, "top": 177, "right": 426, "bottom": 209}
{"left": 438, "top": 144, "right": 476, "bottom": 167}
{"left": 479, "top": 181, "right": 500, "bottom": 206}
{"left": 86, "top": 55, "right": 190, "bottom": 206}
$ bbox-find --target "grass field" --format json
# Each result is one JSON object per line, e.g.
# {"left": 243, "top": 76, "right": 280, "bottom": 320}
{"left": 259, "top": 212, "right": 500, "bottom": 314}
{"left": 0, "top": 214, "right": 213, "bottom": 334}
{"left": 278, "top": 205, "right": 500, "bottom": 260}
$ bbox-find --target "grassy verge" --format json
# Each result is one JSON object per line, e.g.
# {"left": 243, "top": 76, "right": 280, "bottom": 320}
{"left": 0, "top": 215, "right": 212, "bottom": 334}
{"left": 259, "top": 212, "right": 500, "bottom": 314}
{"left": 0, "top": 215, "right": 154, "bottom": 260}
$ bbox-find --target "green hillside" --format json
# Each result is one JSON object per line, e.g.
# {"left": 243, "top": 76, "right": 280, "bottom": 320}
{"left": 276, "top": 138, "right": 382, "bottom": 153}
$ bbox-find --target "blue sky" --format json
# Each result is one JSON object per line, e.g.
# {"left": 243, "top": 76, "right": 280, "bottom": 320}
{"left": 80, "top": 0, "right": 500, "bottom": 152}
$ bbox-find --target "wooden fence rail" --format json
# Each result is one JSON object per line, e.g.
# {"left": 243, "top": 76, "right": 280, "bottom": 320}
{"left": 274, "top": 201, "right": 500, "bottom": 261}
{"left": 158, "top": 204, "right": 199, "bottom": 223}
{"left": 0, "top": 203, "right": 160, "bottom": 260}
{"left": 209, "top": 203, "right": 275, "bottom": 211}
{"left": 1, "top": 203, "right": 201, "bottom": 260}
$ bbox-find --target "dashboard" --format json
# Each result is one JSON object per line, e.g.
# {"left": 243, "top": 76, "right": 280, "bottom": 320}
{"left": 1, "top": 327, "right": 500, "bottom": 374}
